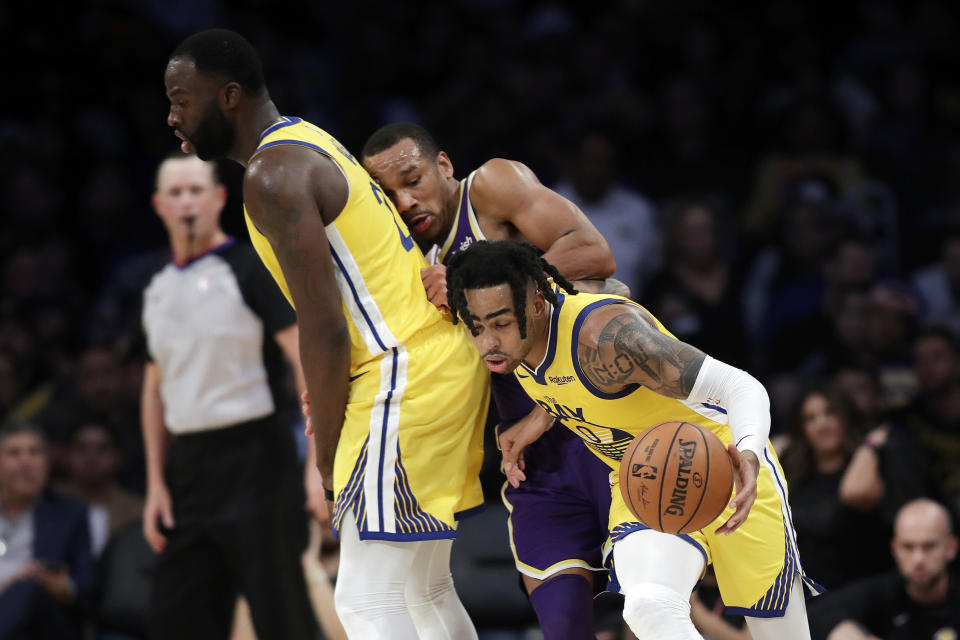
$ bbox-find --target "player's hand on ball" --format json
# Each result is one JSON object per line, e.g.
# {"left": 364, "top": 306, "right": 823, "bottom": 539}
{"left": 420, "top": 265, "right": 449, "bottom": 309}
{"left": 301, "top": 391, "right": 313, "bottom": 436}
{"left": 715, "top": 446, "right": 759, "bottom": 536}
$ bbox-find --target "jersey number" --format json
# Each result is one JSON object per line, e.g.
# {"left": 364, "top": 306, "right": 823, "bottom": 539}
{"left": 369, "top": 181, "right": 414, "bottom": 252}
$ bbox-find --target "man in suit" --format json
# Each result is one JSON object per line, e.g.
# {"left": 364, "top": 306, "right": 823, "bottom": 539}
{"left": 0, "top": 421, "right": 95, "bottom": 639}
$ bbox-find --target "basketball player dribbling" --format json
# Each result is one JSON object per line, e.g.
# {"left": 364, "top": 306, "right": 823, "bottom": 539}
{"left": 360, "top": 123, "right": 621, "bottom": 639}
{"left": 163, "top": 30, "right": 490, "bottom": 639}
{"left": 447, "top": 240, "right": 820, "bottom": 640}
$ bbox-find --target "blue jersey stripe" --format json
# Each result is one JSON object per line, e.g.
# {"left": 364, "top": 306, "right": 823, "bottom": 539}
{"left": 764, "top": 447, "right": 802, "bottom": 572}
{"left": 376, "top": 349, "right": 399, "bottom": 528}
{"left": 255, "top": 137, "right": 331, "bottom": 157}
{"left": 258, "top": 116, "right": 302, "bottom": 142}
{"left": 519, "top": 290, "right": 565, "bottom": 384}
{"left": 328, "top": 244, "right": 389, "bottom": 352}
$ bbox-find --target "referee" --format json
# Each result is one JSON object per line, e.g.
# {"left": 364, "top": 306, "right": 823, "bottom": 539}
{"left": 141, "top": 152, "right": 319, "bottom": 639}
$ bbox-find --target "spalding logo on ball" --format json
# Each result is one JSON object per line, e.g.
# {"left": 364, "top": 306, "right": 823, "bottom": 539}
{"left": 619, "top": 421, "right": 734, "bottom": 534}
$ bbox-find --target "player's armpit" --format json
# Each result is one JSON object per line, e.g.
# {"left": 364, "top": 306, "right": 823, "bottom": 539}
{"left": 577, "top": 304, "right": 705, "bottom": 398}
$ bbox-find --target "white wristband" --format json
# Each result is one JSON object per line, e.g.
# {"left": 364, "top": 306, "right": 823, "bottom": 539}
{"left": 686, "top": 355, "right": 770, "bottom": 459}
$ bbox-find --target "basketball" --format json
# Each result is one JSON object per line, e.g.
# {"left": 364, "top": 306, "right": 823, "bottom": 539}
{"left": 619, "top": 421, "right": 734, "bottom": 535}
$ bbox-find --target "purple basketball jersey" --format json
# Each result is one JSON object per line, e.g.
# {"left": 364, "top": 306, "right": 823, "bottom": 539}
{"left": 439, "top": 174, "right": 612, "bottom": 580}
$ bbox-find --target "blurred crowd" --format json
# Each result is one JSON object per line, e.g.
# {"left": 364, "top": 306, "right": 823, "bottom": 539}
{"left": 3, "top": 0, "right": 960, "bottom": 637}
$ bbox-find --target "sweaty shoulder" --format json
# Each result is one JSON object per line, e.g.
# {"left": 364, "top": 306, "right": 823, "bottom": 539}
{"left": 469, "top": 158, "right": 539, "bottom": 219}
{"left": 244, "top": 144, "right": 349, "bottom": 227}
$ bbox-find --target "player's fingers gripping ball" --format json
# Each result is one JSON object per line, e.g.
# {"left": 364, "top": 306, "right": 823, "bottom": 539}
{"left": 619, "top": 421, "right": 734, "bottom": 534}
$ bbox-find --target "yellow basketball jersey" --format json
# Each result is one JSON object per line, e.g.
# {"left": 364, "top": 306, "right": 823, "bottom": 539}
{"left": 515, "top": 289, "right": 819, "bottom": 615}
{"left": 514, "top": 289, "right": 733, "bottom": 469}
{"left": 243, "top": 117, "right": 442, "bottom": 369}
{"left": 242, "top": 118, "right": 490, "bottom": 541}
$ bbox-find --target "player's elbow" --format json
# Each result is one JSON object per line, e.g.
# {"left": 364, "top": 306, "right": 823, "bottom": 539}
{"left": 572, "top": 230, "right": 616, "bottom": 279}
{"left": 595, "top": 250, "right": 617, "bottom": 279}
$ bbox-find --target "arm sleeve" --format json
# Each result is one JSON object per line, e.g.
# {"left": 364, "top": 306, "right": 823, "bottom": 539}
{"left": 686, "top": 355, "right": 770, "bottom": 458}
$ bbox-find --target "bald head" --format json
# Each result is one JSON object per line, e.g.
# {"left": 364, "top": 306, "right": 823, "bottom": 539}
{"left": 895, "top": 498, "right": 953, "bottom": 539}
{"left": 892, "top": 498, "right": 957, "bottom": 599}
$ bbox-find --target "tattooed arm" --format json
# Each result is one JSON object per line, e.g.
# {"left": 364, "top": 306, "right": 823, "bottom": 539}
{"left": 244, "top": 146, "right": 351, "bottom": 492}
{"left": 577, "top": 303, "right": 767, "bottom": 534}
{"left": 576, "top": 303, "right": 705, "bottom": 398}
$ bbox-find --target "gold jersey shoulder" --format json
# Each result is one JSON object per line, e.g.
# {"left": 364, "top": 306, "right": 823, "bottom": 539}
{"left": 242, "top": 117, "right": 442, "bottom": 366}
{"left": 514, "top": 290, "right": 732, "bottom": 469}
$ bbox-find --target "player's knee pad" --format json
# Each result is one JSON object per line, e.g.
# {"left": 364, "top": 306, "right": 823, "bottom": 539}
{"left": 623, "top": 583, "right": 700, "bottom": 640}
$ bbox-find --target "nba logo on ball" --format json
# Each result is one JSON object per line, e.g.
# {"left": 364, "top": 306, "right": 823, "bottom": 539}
{"left": 631, "top": 464, "right": 657, "bottom": 480}
{"left": 619, "top": 421, "right": 734, "bottom": 534}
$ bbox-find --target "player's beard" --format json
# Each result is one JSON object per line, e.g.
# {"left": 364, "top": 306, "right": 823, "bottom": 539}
{"left": 191, "top": 103, "right": 235, "bottom": 161}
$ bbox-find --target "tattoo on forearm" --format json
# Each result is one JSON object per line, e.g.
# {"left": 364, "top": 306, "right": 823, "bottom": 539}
{"left": 578, "top": 310, "right": 705, "bottom": 397}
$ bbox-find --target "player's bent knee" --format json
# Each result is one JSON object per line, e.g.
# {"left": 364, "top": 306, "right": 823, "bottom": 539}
{"left": 623, "top": 583, "right": 700, "bottom": 640}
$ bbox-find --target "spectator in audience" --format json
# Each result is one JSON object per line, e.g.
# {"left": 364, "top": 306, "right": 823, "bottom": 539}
{"left": 832, "top": 364, "right": 933, "bottom": 528}
{"left": 864, "top": 282, "right": 919, "bottom": 409}
{"left": 898, "top": 328, "right": 960, "bottom": 516}
{"left": 822, "top": 235, "right": 877, "bottom": 309}
{"left": 780, "top": 384, "right": 890, "bottom": 588}
{"left": 0, "top": 421, "right": 94, "bottom": 640}
{"left": 819, "top": 289, "right": 874, "bottom": 374}
{"left": 742, "top": 179, "right": 839, "bottom": 373}
{"left": 742, "top": 100, "right": 865, "bottom": 239}
{"left": 809, "top": 498, "right": 960, "bottom": 640}
{"left": 36, "top": 343, "right": 140, "bottom": 483}
{"left": 643, "top": 196, "right": 747, "bottom": 366}
{"left": 59, "top": 422, "right": 142, "bottom": 557}
{"left": 552, "top": 129, "right": 660, "bottom": 297}
{"left": 0, "top": 350, "right": 24, "bottom": 422}
{"left": 912, "top": 228, "right": 960, "bottom": 336}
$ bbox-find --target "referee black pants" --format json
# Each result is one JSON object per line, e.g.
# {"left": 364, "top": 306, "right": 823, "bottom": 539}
{"left": 148, "top": 415, "right": 318, "bottom": 640}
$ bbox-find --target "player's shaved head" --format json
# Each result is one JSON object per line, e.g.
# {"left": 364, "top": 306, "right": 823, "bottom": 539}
{"left": 361, "top": 122, "right": 440, "bottom": 163}
{"left": 170, "top": 28, "right": 265, "bottom": 95}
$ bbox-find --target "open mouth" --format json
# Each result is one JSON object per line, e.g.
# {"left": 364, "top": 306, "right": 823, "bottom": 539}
{"left": 408, "top": 213, "right": 433, "bottom": 234}
{"left": 174, "top": 130, "right": 193, "bottom": 154}
{"left": 484, "top": 355, "right": 510, "bottom": 373}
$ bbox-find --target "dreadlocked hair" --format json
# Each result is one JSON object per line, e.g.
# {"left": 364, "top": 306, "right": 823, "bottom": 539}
{"left": 446, "top": 240, "right": 578, "bottom": 338}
